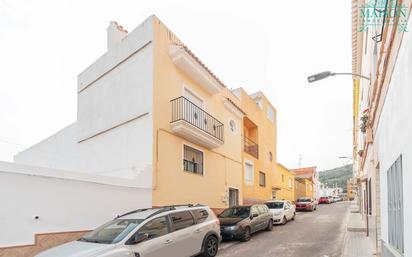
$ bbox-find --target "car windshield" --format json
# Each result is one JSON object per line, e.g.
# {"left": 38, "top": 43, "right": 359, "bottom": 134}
{"left": 265, "top": 202, "right": 284, "bottom": 209}
{"left": 297, "top": 198, "right": 311, "bottom": 202}
{"left": 219, "top": 207, "right": 250, "bottom": 218}
{"left": 79, "top": 219, "right": 143, "bottom": 244}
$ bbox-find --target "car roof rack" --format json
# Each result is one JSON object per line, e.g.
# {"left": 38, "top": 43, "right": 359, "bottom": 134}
{"left": 116, "top": 204, "right": 205, "bottom": 220}
{"left": 145, "top": 204, "right": 205, "bottom": 219}
{"left": 115, "top": 208, "right": 152, "bottom": 219}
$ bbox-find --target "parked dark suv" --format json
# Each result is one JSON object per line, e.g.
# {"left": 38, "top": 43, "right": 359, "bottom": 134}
{"left": 218, "top": 205, "right": 273, "bottom": 242}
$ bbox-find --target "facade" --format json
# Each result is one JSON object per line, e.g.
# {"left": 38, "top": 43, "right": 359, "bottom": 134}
{"left": 232, "top": 88, "right": 278, "bottom": 204}
{"left": 13, "top": 16, "right": 279, "bottom": 212}
{"left": 273, "top": 163, "right": 295, "bottom": 201}
{"left": 292, "top": 166, "right": 318, "bottom": 200}
{"left": 352, "top": 1, "right": 412, "bottom": 256}
{"left": 294, "top": 178, "right": 312, "bottom": 200}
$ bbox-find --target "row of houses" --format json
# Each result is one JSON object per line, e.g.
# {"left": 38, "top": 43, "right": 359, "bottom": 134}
{"left": 351, "top": 1, "right": 412, "bottom": 257}
{"left": 0, "top": 15, "right": 318, "bottom": 257}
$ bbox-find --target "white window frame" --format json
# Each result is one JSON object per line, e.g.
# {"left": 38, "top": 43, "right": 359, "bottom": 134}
{"left": 183, "top": 85, "right": 205, "bottom": 109}
{"left": 271, "top": 190, "right": 277, "bottom": 200}
{"left": 228, "top": 186, "right": 240, "bottom": 207}
{"left": 244, "top": 159, "right": 254, "bottom": 185}
{"left": 387, "top": 155, "right": 404, "bottom": 255}
{"left": 182, "top": 143, "right": 205, "bottom": 176}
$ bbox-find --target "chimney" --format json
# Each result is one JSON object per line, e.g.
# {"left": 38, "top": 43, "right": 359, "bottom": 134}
{"left": 107, "top": 21, "right": 128, "bottom": 50}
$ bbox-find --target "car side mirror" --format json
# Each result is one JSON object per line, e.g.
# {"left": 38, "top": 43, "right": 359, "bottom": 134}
{"left": 130, "top": 233, "right": 149, "bottom": 245}
{"left": 250, "top": 213, "right": 259, "bottom": 219}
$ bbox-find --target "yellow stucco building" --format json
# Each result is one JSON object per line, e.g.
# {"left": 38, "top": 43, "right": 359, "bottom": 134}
{"left": 273, "top": 163, "right": 295, "bottom": 201}
{"left": 151, "top": 18, "right": 280, "bottom": 210}
{"left": 151, "top": 18, "right": 246, "bottom": 211}
{"left": 232, "top": 89, "right": 278, "bottom": 205}
{"left": 294, "top": 178, "right": 314, "bottom": 200}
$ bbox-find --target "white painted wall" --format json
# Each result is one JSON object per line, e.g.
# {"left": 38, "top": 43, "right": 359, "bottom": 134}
{"left": 14, "top": 16, "right": 155, "bottom": 184}
{"left": 0, "top": 161, "right": 151, "bottom": 247}
{"left": 375, "top": 16, "right": 412, "bottom": 256}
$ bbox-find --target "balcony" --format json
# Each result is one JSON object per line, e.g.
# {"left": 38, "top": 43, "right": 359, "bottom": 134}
{"left": 170, "top": 96, "right": 224, "bottom": 149}
{"left": 243, "top": 136, "right": 259, "bottom": 159}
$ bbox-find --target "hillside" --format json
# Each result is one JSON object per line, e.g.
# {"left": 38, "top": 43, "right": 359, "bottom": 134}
{"left": 318, "top": 164, "right": 353, "bottom": 193}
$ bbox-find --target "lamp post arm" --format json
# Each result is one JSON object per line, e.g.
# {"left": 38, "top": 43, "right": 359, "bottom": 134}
{"left": 330, "top": 72, "right": 370, "bottom": 80}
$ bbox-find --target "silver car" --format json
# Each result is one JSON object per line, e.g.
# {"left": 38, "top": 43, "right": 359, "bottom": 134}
{"left": 35, "top": 205, "right": 221, "bottom": 257}
{"left": 265, "top": 200, "right": 296, "bottom": 225}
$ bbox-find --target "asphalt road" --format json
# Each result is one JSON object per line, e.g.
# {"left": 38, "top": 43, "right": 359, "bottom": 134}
{"left": 216, "top": 201, "right": 349, "bottom": 257}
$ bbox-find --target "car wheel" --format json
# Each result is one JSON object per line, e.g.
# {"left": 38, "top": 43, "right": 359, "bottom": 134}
{"left": 281, "top": 216, "right": 287, "bottom": 225}
{"left": 266, "top": 219, "right": 273, "bottom": 231}
{"left": 240, "top": 227, "right": 251, "bottom": 242}
{"left": 291, "top": 213, "right": 296, "bottom": 220}
{"left": 202, "top": 236, "right": 218, "bottom": 257}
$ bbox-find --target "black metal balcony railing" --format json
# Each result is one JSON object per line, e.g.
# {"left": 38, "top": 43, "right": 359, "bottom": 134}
{"left": 171, "top": 96, "right": 224, "bottom": 142}
{"left": 243, "top": 136, "right": 259, "bottom": 159}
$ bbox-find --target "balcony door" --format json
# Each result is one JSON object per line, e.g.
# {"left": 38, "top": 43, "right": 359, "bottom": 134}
{"left": 183, "top": 87, "right": 206, "bottom": 131}
{"left": 184, "top": 88, "right": 204, "bottom": 109}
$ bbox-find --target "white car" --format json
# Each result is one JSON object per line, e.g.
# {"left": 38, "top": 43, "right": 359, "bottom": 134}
{"left": 265, "top": 200, "right": 296, "bottom": 225}
{"left": 34, "top": 205, "right": 221, "bottom": 257}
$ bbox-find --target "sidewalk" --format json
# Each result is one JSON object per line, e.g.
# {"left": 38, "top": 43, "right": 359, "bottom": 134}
{"left": 341, "top": 202, "right": 375, "bottom": 257}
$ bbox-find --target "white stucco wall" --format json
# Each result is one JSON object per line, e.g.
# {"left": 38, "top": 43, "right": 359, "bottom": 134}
{"left": 0, "top": 161, "right": 151, "bottom": 247}
{"left": 14, "top": 16, "right": 155, "bottom": 184}
{"left": 375, "top": 16, "right": 412, "bottom": 256}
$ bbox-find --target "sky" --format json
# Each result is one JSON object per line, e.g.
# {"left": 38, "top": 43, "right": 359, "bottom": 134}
{"left": 0, "top": 0, "right": 353, "bottom": 171}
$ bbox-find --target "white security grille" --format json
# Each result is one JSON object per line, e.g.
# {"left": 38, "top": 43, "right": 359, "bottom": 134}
{"left": 387, "top": 156, "right": 404, "bottom": 255}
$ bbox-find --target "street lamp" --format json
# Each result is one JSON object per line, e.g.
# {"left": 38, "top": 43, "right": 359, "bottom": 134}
{"left": 307, "top": 71, "right": 370, "bottom": 83}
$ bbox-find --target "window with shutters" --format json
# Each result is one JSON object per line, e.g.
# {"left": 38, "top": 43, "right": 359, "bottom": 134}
{"left": 245, "top": 161, "right": 254, "bottom": 185}
{"left": 183, "top": 145, "right": 204, "bottom": 175}
{"left": 387, "top": 156, "right": 404, "bottom": 255}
